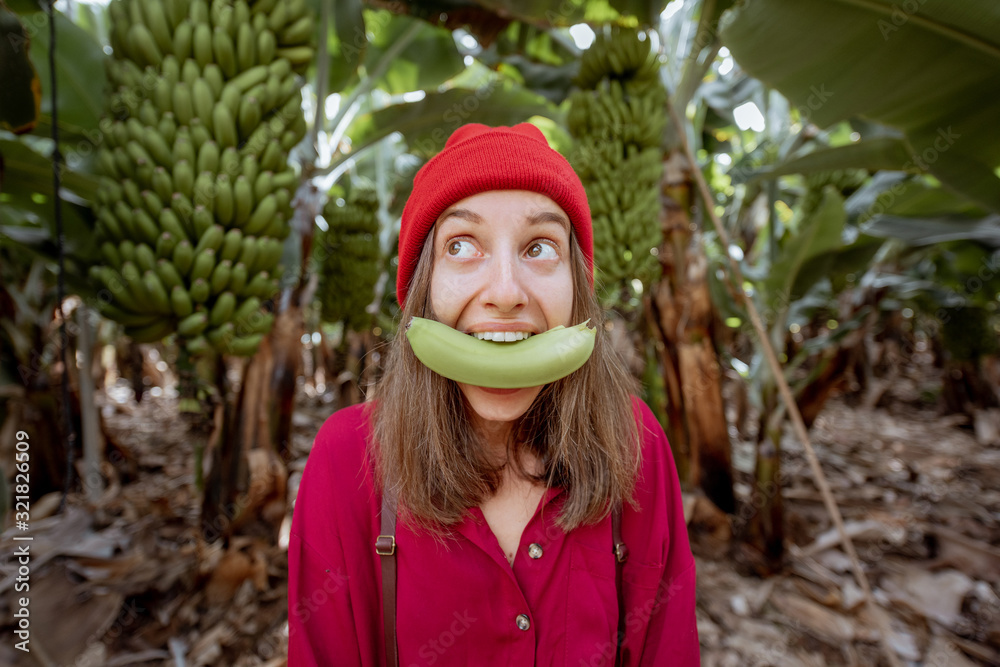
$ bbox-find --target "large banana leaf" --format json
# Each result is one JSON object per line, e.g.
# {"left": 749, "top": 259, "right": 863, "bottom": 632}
{"left": 763, "top": 186, "right": 846, "bottom": 306}
{"left": 0, "top": 4, "right": 40, "bottom": 134}
{"left": 329, "top": 11, "right": 464, "bottom": 96}
{"left": 342, "top": 83, "right": 553, "bottom": 167}
{"left": 20, "top": 8, "right": 107, "bottom": 142}
{"left": 721, "top": 0, "right": 1000, "bottom": 213}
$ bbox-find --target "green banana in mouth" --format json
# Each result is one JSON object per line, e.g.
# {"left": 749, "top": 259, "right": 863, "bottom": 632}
{"left": 405, "top": 316, "right": 596, "bottom": 388}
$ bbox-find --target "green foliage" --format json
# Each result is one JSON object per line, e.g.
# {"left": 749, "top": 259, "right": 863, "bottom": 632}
{"left": 0, "top": 4, "right": 40, "bottom": 134}
{"left": 316, "top": 180, "right": 380, "bottom": 332}
{"left": 939, "top": 305, "right": 998, "bottom": 362}
{"left": 567, "top": 25, "right": 666, "bottom": 308}
{"left": 722, "top": 0, "right": 1000, "bottom": 212}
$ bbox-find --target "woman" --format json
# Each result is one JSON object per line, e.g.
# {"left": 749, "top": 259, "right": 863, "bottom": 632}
{"left": 288, "top": 123, "right": 699, "bottom": 666}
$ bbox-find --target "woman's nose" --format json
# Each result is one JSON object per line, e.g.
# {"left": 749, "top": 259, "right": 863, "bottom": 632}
{"left": 479, "top": 253, "right": 528, "bottom": 313}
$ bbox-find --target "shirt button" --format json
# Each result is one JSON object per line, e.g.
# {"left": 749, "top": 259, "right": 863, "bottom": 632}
{"left": 527, "top": 543, "right": 543, "bottom": 559}
{"left": 515, "top": 614, "right": 530, "bottom": 631}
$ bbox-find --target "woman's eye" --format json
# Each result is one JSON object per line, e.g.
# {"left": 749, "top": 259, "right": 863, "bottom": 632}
{"left": 447, "top": 240, "right": 477, "bottom": 258}
{"left": 526, "top": 242, "right": 557, "bottom": 259}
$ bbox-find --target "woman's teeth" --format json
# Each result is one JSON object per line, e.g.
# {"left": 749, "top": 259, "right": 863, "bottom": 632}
{"left": 471, "top": 331, "right": 533, "bottom": 342}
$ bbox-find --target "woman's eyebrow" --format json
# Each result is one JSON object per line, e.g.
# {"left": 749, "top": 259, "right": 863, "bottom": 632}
{"left": 526, "top": 210, "right": 570, "bottom": 230}
{"left": 438, "top": 208, "right": 569, "bottom": 229}
{"left": 440, "top": 208, "right": 482, "bottom": 223}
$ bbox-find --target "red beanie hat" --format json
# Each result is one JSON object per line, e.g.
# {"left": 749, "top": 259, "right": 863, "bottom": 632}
{"left": 396, "top": 123, "right": 593, "bottom": 307}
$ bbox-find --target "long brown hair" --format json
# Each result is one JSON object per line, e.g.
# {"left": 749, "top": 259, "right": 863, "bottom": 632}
{"left": 370, "top": 229, "right": 640, "bottom": 532}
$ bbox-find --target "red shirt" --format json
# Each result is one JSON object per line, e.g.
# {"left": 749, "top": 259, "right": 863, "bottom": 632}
{"left": 288, "top": 398, "right": 699, "bottom": 666}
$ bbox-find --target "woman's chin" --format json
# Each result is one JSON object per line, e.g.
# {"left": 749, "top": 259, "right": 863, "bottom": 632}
{"left": 458, "top": 383, "right": 542, "bottom": 423}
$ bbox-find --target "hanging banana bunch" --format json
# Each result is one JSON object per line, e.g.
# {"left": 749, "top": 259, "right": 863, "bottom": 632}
{"left": 90, "top": 0, "right": 314, "bottom": 357}
{"left": 315, "top": 180, "right": 381, "bottom": 333}
{"left": 567, "top": 26, "right": 667, "bottom": 306}
{"left": 800, "top": 169, "right": 868, "bottom": 215}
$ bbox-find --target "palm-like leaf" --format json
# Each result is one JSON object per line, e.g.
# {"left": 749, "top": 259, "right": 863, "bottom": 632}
{"left": 721, "top": 0, "right": 1000, "bottom": 212}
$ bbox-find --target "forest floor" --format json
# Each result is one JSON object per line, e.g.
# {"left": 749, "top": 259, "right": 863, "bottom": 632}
{"left": 1, "top": 358, "right": 999, "bottom": 666}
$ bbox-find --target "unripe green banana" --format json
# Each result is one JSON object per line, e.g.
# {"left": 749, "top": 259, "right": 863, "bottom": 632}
{"left": 133, "top": 208, "right": 161, "bottom": 246}
{"left": 189, "top": 0, "right": 209, "bottom": 23}
{"left": 280, "top": 16, "right": 312, "bottom": 45}
{"left": 118, "top": 239, "right": 137, "bottom": 264}
{"left": 215, "top": 152, "right": 238, "bottom": 184}
{"left": 197, "top": 140, "right": 220, "bottom": 175}
{"left": 267, "top": 0, "right": 288, "bottom": 32}
{"left": 173, "top": 20, "right": 194, "bottom": 60}
{"left": 245, "top": 192, "right": 276, "bottom": 235}
{"left": 143, "top": 270, "right": 172, "bottom": 314}
{"left": 193, "top": 22, "right": 213, "bottom": 69}
{"left": 210, "top": 290, "right": 236, "bottom": 326}
{"left": 141, "top": 0, "right": 173, "bottom": 54}
{"left": 228, "top": 65, "right": 268, "bottom": 94}
{"left": 126, "top": 319, "right": 175, "bottom": 343}
{"left": 219, "top": 227, "right": 243, "bottom": 261}
{"left": 405, "top": 317, "right": 597, "bottom": 389}
{"left": 192, "top": 78, "right": 215, "bottom": 133}
{"left": 232, "top": 295, "right": 260, "bottom": 323}
{"left": 135, "top": 243, "right": 157, "bottom": 273}
{"left": 189, "top": 117, "right": 212, "bottom": 150}
{"left": 190, "top": 248, "right": 216, "bottom": 282}
{"left": 233, "top": 0, "right": 249, "bottom": 25}
{"left": 190, "top": 277, "right": 211, "bottom": 303}
{"left": 262, "top": 213, "right": 287, "bottom": 240}
{"left": 151, "top": 167, "right": 173, "bottom": 202}
{"left": 141, "top": 190, "right": 164, "bottom": 219}
{"left": 156, "top": 259, "right": 185, "bottom": 291}
{"left": 172, "top": 82, "right": 194, "bottom": 125}
{"left": 101, "top": 241, "right": 122, "bottom": 268}
{"left": 256, "top": 29, "right": 276, "bottom": 64}
{"left": 253, "top": 171, "right": 273, "bottom": 202}
{"left": 212, "top": 102, "right": 239, "bottom": 148}
{"left": 159, "top": 210, "right": 188, "bottom": 245}
{"left": 194, "top": 224, "right": 225, "bottom": 256}
{"left": 128, "top": 24, "right": 163, "bottom": 67}
{"left": 237, "top": 234, "right": 257, "bottom": 268}
{"left": 171, "top": 285, "right": 194, "bottom": 317}
{"left": 193, "top": 172, "right": 216, "bottom": 213}
{"left": 236, "top": 22, "right": 255, "bottom": 71}
{"left": 225, "top": 333, "right": 263, "bottom": 356}
{"left": 192, "top": 205, "right": 214, "bottom": 237}
{"left": 173, "top": 134, "right": 196, "bottom": 165}
{"left": 178, "top": 311, "right": 209, "bottom": 337}
{"left": 247, "top": 311, "right": 273, "bottom": 335}
{"left": 215, "top": 174, "right": 235, "bottom": 225}
{"left": 275, "top": 46, "right": 313, "bottom": 67}
{"left": 181, "top": 57, "right": 200, "bottom": 87}
{"left": 98, "top": 302, "right": 159, "bottom": 327}
{"left": 172, "top": 239, "right": 195, "bottom": 275}
{"left": 239, "top": 154, "right": 258, "bottom": 187}
{"left": 206, "top": 321, "right": 235, "bottom": 350}
{"left": 125, "top": 139, "right": 154, "bottom": 167}
{"left": 186, "top": 335, "right": 211, "bottom": 355}
{"left": 244, "top": 271, "right": 271, "bottom": 298}
{"left": 228, "top": 261, "right": 248, "bottom": 294}
{"left": 237, "top": 95, "right": 261, "bottom": 138}
{"left": 173, "top": 159, "right": 195, "bottom": 198}
{"left": 260, "top": 141, "right": 283, "bottom": 172}
{"left": 210, "top": 259, "right": 232, "bottom": 294}
{"left": 138, "top": 101, "right": 158, "bottom": 128}
{"left": 233, "top": 176, "right": 253, "bottom": 225}
{"left": 213, "top": 26, "right": 237, "bottom": 78}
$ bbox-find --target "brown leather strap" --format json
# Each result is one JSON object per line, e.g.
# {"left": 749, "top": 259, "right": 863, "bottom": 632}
{"left": 612, "top": 505, "right": 628, "bottom": 667}
{"left": 377, "top": 493, "right": 398, "bottom": 667}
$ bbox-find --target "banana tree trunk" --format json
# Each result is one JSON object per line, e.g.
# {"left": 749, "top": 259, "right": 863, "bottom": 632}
{"left": 650, "top": 152, "right": 735, "bottom": 514}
